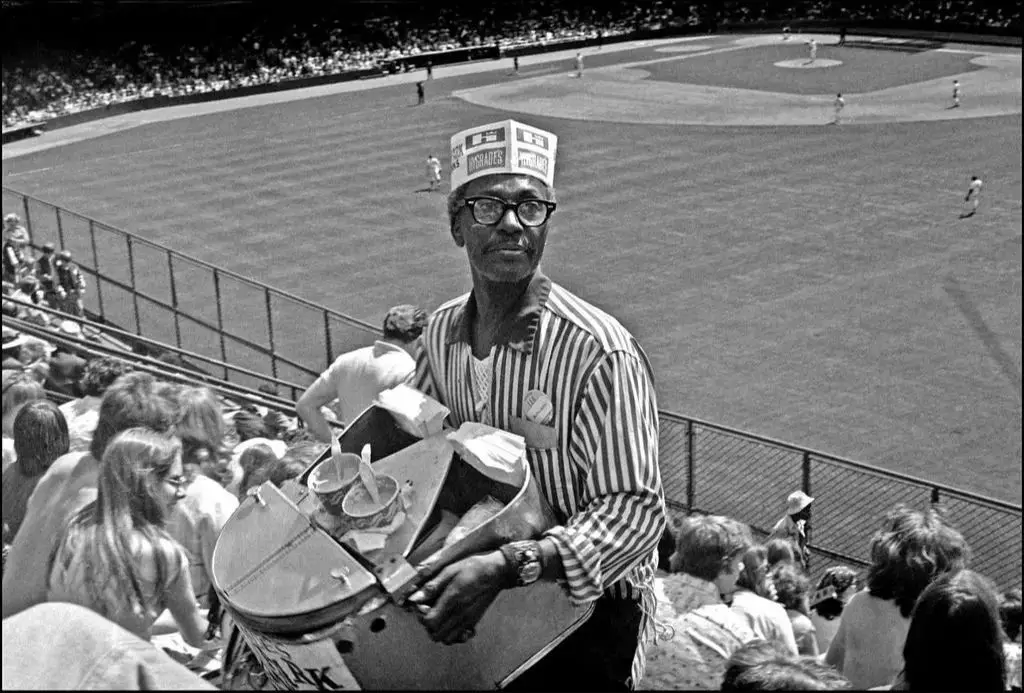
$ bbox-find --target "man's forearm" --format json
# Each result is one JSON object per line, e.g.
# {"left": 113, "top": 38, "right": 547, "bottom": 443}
{"left": 296, "top": 402, "right": 333, "bottom": 443}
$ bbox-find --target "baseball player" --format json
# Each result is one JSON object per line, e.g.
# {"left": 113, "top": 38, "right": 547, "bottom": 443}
{"left": 574, "top": 52, "right": 584, "bottom": 78}
{"left": 426, "top": 154, "right": 442, "bottom": 191}
{"left": 952, "top": 80, "right": 961, "bottom": 108}
{"left": 962, "top": 175, "right": 983, "bottom": 218}
{"left": 833, "top": 93, "right": 845, "bottom": 124}
{"left": 807, "top": 39, "right": 818, "bottom": 64}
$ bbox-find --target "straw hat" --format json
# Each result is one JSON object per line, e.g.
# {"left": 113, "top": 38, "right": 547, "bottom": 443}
{"left": 786, "top": 490, "right": 815, "bottom": 515}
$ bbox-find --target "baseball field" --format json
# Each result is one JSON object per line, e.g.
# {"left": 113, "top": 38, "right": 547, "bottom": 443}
{"left": 3, "top": 33, "right": 1021, "bottom": 504}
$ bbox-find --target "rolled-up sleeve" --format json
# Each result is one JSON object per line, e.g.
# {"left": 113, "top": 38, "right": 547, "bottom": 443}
{"left": 543, "top": 349, "right": 665, "bottom": 603}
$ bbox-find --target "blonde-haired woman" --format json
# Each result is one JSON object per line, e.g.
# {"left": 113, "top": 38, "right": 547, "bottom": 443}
{"left": 47, "top": 428, "right": 207, "bottom": 647}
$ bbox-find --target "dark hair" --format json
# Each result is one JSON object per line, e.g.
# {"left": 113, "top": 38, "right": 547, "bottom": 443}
{"left": 722, "top": 639, "right": 792, "bottom": 689}
{"left": 772, "top": 563, "right": 812, "bottom": 615}
{"left": 810, "top": 566, "right": 860, "bottom": 620}
{"left": 725, "top": 657, "right": 852, "bottom": 690}
{"left": 78, "top": 357, "right": 134, "bottom": 398}
{"left": 736, "top": 545, "right": 773, "bottom": 598}
{"left": 13, "top": 400, "right": 69, "bottom": 476}
{"left": 237, "top": 444, "right": 278, "bottom": 498}
{"left": 657, "top": 521, "right": 678, "bottom": 573}
{"left": 2, "top": 375, "right": 46, "bottom": 425}
{"left": 89, "top": 372, "right": 180, "bottom": 460}
{"left": 902, "top": 570, "right": 1005, "bottom": 691}
{"left": 999, "top": 588, "right": 1021, "bottom": 641}
{"left": 766, "top": 538, "right": 797, "bottom": 568}
{"left": 672, "top": 514, "right": 751, "bottom": 582}
{"left": 866, "top": 505, "right": 971, "bottom": 618}
{"left": 268, "top": 454, "right": 306, "bottom": 488}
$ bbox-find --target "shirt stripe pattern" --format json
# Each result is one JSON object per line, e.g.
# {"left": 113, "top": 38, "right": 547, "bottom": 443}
{"left": 414, "top": 281, "right": 666, "bottom": 685}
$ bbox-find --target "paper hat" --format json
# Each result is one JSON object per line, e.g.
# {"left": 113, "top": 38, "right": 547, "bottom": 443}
{"left": 450, "top": 119, "right": 557, "bottom": 191}
{"left": 786, "top": 490, "right": 815, "bottom": 515}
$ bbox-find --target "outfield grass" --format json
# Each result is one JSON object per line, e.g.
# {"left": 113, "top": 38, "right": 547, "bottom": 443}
{"left": 2, "top": 37, "right": 1020, "bottom": 504}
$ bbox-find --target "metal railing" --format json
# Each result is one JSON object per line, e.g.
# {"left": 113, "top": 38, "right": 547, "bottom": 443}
{"left": 4, "top": 185, "right": 1021, "bottom": 589}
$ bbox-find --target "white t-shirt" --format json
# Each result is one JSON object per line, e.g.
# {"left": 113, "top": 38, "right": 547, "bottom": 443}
{"left": 303, "top": 341, "right": 416, "bottom": 426}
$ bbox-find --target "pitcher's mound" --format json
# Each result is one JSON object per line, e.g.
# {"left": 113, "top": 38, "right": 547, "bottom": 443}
{"left": 776, "top": 58, "right": 843, "bottom": 69}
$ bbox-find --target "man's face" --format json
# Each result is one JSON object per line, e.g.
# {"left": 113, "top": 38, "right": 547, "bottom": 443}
{"left": 451, "top": 174, "right": 552, "bottom": 285}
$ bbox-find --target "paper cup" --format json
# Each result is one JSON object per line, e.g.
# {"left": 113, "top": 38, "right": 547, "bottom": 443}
{"left": 307, "top": 452, "right": 360, "bottom": 515}
{"left": 342, "top": 474, "right": 401, "bottom": 531}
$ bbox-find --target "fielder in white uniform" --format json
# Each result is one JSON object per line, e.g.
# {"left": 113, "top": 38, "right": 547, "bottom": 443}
{"left": 962, "top": 175, "right": 983, "bottom": 217}
{"left": 833, "top": 93, "right": 845, "bottom": 124}
{"left": 426, "top": 155, "right": 442, "bottom": 191}
{"left": 808, "top": 39, "right": 818, "bottom": 63}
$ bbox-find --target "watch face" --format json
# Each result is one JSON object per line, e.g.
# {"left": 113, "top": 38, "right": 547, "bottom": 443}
{"left": 520, "top": 561, "right": 542, "bottom": 585}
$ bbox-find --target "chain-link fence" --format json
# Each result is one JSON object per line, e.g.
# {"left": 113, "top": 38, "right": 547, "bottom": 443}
{"left": 3, "top": 186, "right": 379, "bottom": 399}
{"left": 6, "top": 185, "right": 1020, "bottom": 590}
{"left": 658, "top": 411, "right": 1023, "bottom": 590}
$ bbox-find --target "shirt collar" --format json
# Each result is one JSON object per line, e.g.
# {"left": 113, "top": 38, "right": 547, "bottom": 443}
{"left": 446, "top": 271, "right": 551, "bottom": 354}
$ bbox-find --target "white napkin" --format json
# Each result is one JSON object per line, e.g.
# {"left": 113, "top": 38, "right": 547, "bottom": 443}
{"left": 374, "top": 384, "right": 450, "bottom": 438}
{"left": 340, "top": 511, "right": 407, "bottom": 554}
{"left": 446, "top": 422, "right": 527, "bottom": 489}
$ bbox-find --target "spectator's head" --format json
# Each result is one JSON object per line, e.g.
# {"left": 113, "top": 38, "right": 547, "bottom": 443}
{"left": 866, "top": 505, "right": 971, "bottom": 618}
{"left": 382, "top": 304, "right": 428, "bottom": 346}
{"left": 771, "top": 562, "right": 812, "bottom": 616}
{"left": 267, "top": 453, "right": 306, "bottom": 488}
{"left": 41, "top": 243, "right": 55, "bottom": 256}
{"left": 13, "top": 399, "right": 69, "bottom": 476}
{"left": 96, "top": 427, "right": 185, "bottom": 526}
{"left": 89, "top": 372, "right": 180, "bottom": 461}
{"left": 721, "top": 639, "right": 796, "bottom": 690}
{"left": 237, "top": 443, "right": 278, "bottom": 498}
{"left": 17, "top": 337, "right": 53, "bottom": 367}
{"left": 2, "top": 374, "right": 46, "bottom": 437}
{"left": 810, "top": 566, "right": 860, "bottom": 620}
{"left": 233, "top": 409, "right": 268, "bottom": 442}
{"left": 175, "top": 386, "right": 225, "bottom": 469}
{"left": 722, "top": 656, "right": 852, "bottom": 690}
{"left": 901, "top": 570, "right": 1005, "bottom": 692}
{"left": 736, "top": 544, "right": 774, "bottom": 599}
{"left": 785, "top": 490, "right": 814, "bottom": 522}
{"left": 671, "top": 514, "right": 752, "bottom": 596}
{"left": 5, "top": 225, "right": 28, "bottom": 246}
{"left": 999, "top": 588, "right": 1021, "bottom": 643}
{"left": 766, "top": 538, "right": 797, "bottom": 568}
{"left": 78, "top": 357, "right": 134, "bottom": 398}
{"left": 3, "top": 213, "right": 22, "bottom": 232}
{"left": 657, "top": 519, "right": 678, "bottom": 573}
{"left": 58, "top": 249, "right": 72, "bottom": 262}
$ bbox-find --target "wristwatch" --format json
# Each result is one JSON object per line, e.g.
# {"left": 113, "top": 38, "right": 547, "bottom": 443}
{"left": 500, "top": 540, "right": 542, "bottom": 587}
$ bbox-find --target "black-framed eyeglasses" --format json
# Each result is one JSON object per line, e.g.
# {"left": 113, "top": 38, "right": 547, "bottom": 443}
{"left": 461, "top": 197, "right": 557, "bottom": 227}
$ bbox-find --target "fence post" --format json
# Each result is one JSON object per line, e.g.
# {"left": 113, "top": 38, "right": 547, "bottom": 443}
{"left": 265, "top": 287, "right": 278, "bottom": 380}
{"left": 88, "top": 220, "right": 105, "bottom": 319}
{"left": 56, "top": 209, "right": 65, "bottom": 249}
{"left": 22, "top": 196, "right": 33, "bottom": 245}
{"left": 323, "top": 310, "right": 333, "bottom": 371}
{"left": 802, "top": 451, "right": 812, "bottom": 496}
{"left": 686, "top": 419, "right": 695, "bottom": 511}
{"left": 126, "top": 236, "right": 142, "bottom": 335}
{"left": 167, "top": 253, "right": 182, "bottom": 350}
{"left": 213, "top": 269, "right": 229, "bottom": 381}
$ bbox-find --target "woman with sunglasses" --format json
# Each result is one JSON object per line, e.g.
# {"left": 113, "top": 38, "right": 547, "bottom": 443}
{"left": 47, "top": 427, "right": 207, "bottom": 648}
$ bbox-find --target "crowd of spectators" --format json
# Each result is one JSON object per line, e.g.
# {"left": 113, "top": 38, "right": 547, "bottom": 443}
{"left": 642, "top": 503, "right": 1022, "bottom": 690}
{"left": 4, "top": 0, "right": 1017, "bottom": 130}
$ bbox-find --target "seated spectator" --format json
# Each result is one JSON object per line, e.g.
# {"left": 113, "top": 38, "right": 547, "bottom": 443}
{"left": 2, "top": 374, "right": 47, "bottom": 473}
{"left": 59, "top": 355, "right": 135, "bottom": 453}
{"left": 825, "top": 505, "right": 971, "bottom": 689}
{"left": 731, "top": 544, "right": 799, "bottom": 656}
{"left": 1000, "top": 588, "right": 1022, "bottom": 691}
{"left": 165, "top": 433, "right": 239, "bottom": 609}
{"left": 42, "top": 323, "right": 89, "bottom": 398}
{"left": 768, "top": 491, "right": 813, "bottom": 571}
{"left": 47, "top": 428, "right": 207, "bottom": 648}
{"left": 640, "top": 514, "right": 757, "bottom": 690}
{"left": 721, "top": 638, "right": 792, "bottom": 689}
{"left": 1, "top": 400, "right": 69, "bottom": 540}
{"left": 894, "top": 570, "right": 1006, "bottom": 691}
{"left": 2, "top": 602, "right": 216, "bottom": 690}
{"left": 236, "top": 442, "right": 279, "bottom": 499}
{"left": 175, "top": 385, "right": 234, "bottom": 490}
{"left": 266, "top": 453, "right": 307, "bottom": 489}
{"left": 296, "top": 304, "right": 425, "bottom": 443}
{"left": 765, "top": 538, "right": 797, "bottom": 570}
{"left": 723, "top": 655, "right": 852, "bottom": 690}
{"left": 13, "top": 335, "right": 55, "bottom": 385}
{"left": 771, "top": 562, "right": 819, "bottom": 657}
{"left": 809, "top": 566, "right": 859, "bottom": 655}
{"left": 2, "top": 371, "right": 180, "bottom": 619}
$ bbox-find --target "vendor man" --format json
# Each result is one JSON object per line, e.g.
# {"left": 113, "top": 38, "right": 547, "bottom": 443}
{"left": 407, "top": 119, "right": 666, "bottom": 690}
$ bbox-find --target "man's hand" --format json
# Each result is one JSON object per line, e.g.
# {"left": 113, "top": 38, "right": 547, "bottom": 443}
{"left": 407, "top": 551, "right": 508, "bottom": 645}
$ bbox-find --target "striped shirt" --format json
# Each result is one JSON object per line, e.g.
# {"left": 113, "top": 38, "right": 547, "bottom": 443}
{"left": 414, "top": 270, "right": 666, "bottom": 684}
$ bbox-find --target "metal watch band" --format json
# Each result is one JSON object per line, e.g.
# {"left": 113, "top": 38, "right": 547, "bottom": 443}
{"left": 499, "top": 540, "right": 542, "bottom": 587}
